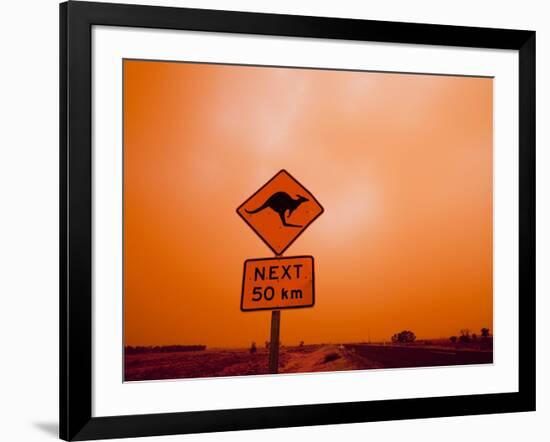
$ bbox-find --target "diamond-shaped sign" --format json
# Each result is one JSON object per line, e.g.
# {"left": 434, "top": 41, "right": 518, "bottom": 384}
{"left": 237, "top": 170, "right": 324, "bottom": 255}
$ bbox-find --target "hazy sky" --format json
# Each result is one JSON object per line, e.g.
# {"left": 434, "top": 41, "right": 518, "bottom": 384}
{"left": 123, "top": 60, "right": 493, "bottom": 347}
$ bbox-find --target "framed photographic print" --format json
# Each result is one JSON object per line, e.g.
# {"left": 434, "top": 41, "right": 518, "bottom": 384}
{"left": 60, "top": 1, "right": 536, "bottom": 440}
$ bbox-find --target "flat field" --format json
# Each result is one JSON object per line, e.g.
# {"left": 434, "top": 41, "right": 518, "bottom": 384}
{"left": 124, "top": 342, "right": 492, "bottom": 381}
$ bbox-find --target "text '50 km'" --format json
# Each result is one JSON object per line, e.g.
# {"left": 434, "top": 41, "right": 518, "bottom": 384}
{"left": 241, "top": 256, "right": 314, "bottom": 311}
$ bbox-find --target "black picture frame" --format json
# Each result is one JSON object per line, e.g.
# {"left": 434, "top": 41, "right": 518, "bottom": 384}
{"left": 60, "top": 1, "right": 536, "bottom": 440}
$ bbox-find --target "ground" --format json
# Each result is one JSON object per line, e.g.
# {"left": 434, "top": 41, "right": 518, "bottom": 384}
{"left": 124, "top": 342, "right": 493, "bottom": 382}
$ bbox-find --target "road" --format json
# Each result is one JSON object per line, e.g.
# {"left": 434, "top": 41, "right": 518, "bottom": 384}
{"left": 344, "top": 344, "right": 493, "bottom": 368}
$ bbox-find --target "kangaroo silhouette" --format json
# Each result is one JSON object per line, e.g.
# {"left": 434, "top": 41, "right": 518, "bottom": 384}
{"left": 246, "top": 192, "right": 309, "bottom": 228}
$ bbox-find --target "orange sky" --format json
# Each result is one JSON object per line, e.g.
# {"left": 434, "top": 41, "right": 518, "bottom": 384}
{"left": 123, "top": 60, "right": 493, "bottom": 347}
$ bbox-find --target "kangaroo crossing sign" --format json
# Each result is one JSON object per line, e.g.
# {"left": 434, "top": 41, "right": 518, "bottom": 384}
{"left": 237, "top": 169, "right": 324, "bottom": 255}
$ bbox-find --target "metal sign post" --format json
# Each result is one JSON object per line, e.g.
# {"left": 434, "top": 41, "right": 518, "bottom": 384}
{"left": 268, "top": 310, "right": 281, "bottom": 374}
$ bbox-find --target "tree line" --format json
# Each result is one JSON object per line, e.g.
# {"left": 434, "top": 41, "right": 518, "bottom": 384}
{"left": 449, "top": 328, "right": 491, "bottom": 344}
{"left": 125, "top": 345, "right": 206, "bottom": 354}
{"left": 391, "top": 328, "right": 492, "bottom": 344}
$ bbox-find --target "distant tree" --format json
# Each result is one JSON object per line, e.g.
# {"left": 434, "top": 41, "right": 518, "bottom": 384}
{"left": 459, "top": 329, "right": 471, "bottom": 344}
{"left": 481, "top": 328, "right": 490, "bottom": 338}
{"left": 471, "top": 333, "right": 478, "bottom": 341}
{"left": 299, "top": 341, "right": 304, "bottom": 347}
{"left": 249, "top": 341, "right": 257, "bottom": 354}
{"left": 391, "top": 330, "right": 416, "bottom": 344}
{"left": 450, "top": 336, "right": 457, "bottom": 344}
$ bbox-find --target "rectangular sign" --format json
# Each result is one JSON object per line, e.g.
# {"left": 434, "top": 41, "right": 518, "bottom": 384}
{"left": 241, "top": 256, "right": 315, "bottom": 311}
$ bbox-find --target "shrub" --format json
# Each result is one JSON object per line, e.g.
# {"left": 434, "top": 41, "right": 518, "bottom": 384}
{"left": 323, "top": 352, "right": 341, "bottom": 363}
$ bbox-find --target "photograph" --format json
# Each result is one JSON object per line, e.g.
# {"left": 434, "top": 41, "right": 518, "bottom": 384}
{"left": 123, "top": 59, "right": 494, "bottom": 382}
